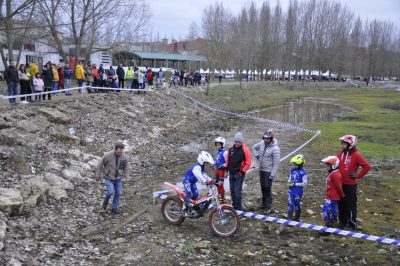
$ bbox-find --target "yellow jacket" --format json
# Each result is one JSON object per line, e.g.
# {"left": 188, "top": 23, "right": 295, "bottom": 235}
{"left": 75, "top": 64, "right": 85, "bottom": 80}
{"left": 29, "top": 62, "right": 38, "bottom": 76}
{"left": 52, "top": 66, "right": 59, "bottom": 81}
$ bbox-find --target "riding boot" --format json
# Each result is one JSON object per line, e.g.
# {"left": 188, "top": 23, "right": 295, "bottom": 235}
{"left": 287, "top": 211, "right": 293, "bottom": 220}
{"left": 294, "top": 210, "right": 301, "bottom": 222}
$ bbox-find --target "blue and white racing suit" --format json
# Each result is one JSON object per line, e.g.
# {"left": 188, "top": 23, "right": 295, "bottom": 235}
{"left": 287, "top": 167, "right": 308, "bottom": 213}
{"left": 183, "top": 162, "right": 212, "bottom": 203}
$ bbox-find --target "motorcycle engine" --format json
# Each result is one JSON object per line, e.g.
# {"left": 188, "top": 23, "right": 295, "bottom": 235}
{"left": 187, "top": 207, "right": 200, "bottom": 218}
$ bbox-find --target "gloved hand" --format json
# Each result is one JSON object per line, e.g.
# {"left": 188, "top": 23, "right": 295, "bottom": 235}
{"left": 287, "top": 182, "right": 295, "bottom": 188}
{"left": 206, "top": 179, "right": 216, "bottom": 186}
{"left": 239, "top": 170, "right": 245, "bottom": 178}
{"left": 349, "top": 172, "right": 357, "bottom": 179}
{"left": 268, "top": 175, "right": 275, "bottom": 181}
{"left": 255, "top": 155, "right": 260, "bottom": 160}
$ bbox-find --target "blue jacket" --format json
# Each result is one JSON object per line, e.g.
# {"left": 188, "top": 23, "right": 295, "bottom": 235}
{"left": 215, "top": 149, "right": 227, "bottom": 169}
{"left": 184, "top": 163, "right": 205, "bottom": 183}
{"left": 288, "top": 167, "right": 308, "bottom": 196}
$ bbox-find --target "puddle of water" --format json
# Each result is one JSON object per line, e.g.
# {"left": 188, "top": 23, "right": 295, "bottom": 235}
{"left": 250, "top": 99, "right": 354, "bottom": 125}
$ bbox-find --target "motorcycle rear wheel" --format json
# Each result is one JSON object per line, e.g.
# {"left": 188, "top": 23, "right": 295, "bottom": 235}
{"left": 161, "top": 196, "right": 185, "bottom": 225}
{"left": 209, "top": 205, "right": 240, "bottom": 237}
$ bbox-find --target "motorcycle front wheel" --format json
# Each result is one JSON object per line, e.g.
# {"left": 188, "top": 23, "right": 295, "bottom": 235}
{"left": 209, "top": 205, "right": 240, "bottom": 237}
{"left": 161, "top": 196, "right": 185, "bottom": 225}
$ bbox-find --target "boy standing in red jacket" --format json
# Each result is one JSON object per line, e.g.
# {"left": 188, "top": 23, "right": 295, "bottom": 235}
{"left": 338, "top": 135, "right": 371, "bottom": 230}
{"left": 321, "top": 156, "right": 345, "bottom": 227}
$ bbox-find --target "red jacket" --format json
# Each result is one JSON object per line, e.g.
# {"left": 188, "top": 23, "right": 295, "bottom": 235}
{"left": 326, "top": 170, "right": 345, "bottom": 200}
{"left": 338, "top": 149, "right": 371, "bottom": 185}
{"left": 226, "top": 143, "right": 252, "bottom": 174}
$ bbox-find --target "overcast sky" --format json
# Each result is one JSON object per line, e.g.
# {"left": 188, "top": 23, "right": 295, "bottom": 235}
{"left": 149, "top": 0, "right": 400, "bottom": 41}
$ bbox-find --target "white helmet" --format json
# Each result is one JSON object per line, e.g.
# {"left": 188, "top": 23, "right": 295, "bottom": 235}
{"left": 321, "top": 156, "right": 340, "bottom": 170}
{"left": 197, "top": 151, "right": 215, "bottom": 166}
{"left": 214, "top": 137, "right": 226, "bottom": 148}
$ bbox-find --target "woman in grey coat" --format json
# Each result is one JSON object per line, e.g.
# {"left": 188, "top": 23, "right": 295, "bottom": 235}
{"left": 252, "top": 129, "right": 280, "bottom": 214}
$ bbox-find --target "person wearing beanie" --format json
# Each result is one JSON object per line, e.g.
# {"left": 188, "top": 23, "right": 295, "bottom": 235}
{"left": 252, "top": 129, "right": 281, "bottom": 214}
{"left": 226, "top": 132, "right": 252, "bottom": 210}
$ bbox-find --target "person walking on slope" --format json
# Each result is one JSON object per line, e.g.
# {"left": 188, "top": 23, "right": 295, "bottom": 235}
{"left": 226, "top": 132, "right": 252, "bottom": 211}
{"left": 252, "top": 129, "right": 280, "bottom": 214}
{"left": 287, "top": 154, "right": 307, "bottom": 221}
{"left": 96, "top": 143, "right": 130, "bottom": 214}
{"left": 337, "top": 135, "right": 370, "bottom": 230}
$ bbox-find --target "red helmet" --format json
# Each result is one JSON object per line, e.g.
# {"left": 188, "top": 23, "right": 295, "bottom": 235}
{"left": 321, "top": 156, "right": 340, "bottom": 170}
{"left": 339, "top": 135, "right": 357, "bottom": 149}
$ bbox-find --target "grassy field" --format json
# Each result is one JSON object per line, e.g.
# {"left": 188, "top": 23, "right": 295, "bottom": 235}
{"left": 188, "top": 81, "right": 400, "bottom": 259}
{"left": 190, "top": 81, "right": 400, "bottom": 160}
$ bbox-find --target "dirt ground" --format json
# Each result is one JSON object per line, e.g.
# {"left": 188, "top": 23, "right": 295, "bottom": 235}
{"left": 0, "top": 85, "right": 398, "bottom": 265}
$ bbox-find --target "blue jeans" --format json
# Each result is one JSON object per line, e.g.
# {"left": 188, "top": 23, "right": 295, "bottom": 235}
{"left": 104, "top": 178, "right": 122, "bottom": 210}
{"left": 7, "top": 82, "right": 18, "bottom": 104}
{"left": 78, "top": 79, "right": 84, "bottom": 92}
{"left": 65, "top": 79, "right": 72, "bottom": 94}
{"left": 229, "top": 173, "right": 244, "bottom": 210}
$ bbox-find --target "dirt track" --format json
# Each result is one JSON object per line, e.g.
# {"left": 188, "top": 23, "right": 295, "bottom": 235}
{"left": 0, "top": 85, "right": 398, "bottom": 265}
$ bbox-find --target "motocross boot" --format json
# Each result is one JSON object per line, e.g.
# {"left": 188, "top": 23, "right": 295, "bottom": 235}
{"left": 287, "top": 211, "right": 293, "bottom": 220}
{"left": 294, "top": 210, "right": 301, "bottom": 221}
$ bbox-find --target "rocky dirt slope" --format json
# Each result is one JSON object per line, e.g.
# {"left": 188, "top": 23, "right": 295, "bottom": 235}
{"left": 0, "top": 88, "right": 398, "bottom": 265}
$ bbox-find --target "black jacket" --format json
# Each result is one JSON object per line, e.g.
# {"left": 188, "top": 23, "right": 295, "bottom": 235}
{"left": 4, "top": 66, "right": 19, "bottom": 83}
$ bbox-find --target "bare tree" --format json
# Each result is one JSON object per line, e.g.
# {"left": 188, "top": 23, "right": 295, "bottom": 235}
{"left": 0, "top": 0, "right": 36, "bottom": 66}
{"left": 201, "top": 2, "right": 231, "bottom": 94}
{"left": 38, "top": 0, "right": 150, "bottom": 64}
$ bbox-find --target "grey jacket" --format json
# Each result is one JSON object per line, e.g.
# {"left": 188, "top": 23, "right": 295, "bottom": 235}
{"left": 96, "top": 150, "right": 129, "bottom": 180}
{"left": 252, "top": 139, "right": 280, "bottom": 177}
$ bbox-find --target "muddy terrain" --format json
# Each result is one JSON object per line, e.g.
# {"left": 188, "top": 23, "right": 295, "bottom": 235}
{"left": 0, "top": 87, "right": 398, "bottom": 265}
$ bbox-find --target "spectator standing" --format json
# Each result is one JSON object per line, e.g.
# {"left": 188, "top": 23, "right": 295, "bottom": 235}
{"left": 64, "top": 65, "right": 73, "bottom": 95}
{"left": 337, "top": 135, "right": 371, "bottom": 230}
{"left": 4, "top": 61, "right": 19, "bottom": 104}
{"left": 75, "top": 63, "right": 85, "bottom": 93}
{"left": 18, "top": 64, "right": 31, "bottom": 103}
{"left": 85, "top": 65, "right": 94, "bottom": 93}
{"left": 116, "top": 64, "right": 125, "bottom": 88}
{"left": 125, "top": 66, "right": 134, "bottom": 89}
{"left": 157, "top": 68, "right": 164, "bottom": 89}
{"left": 32, "top": 73, "right": 44, "bottom": 101}
{"left": 42, "top": 62, "right": 53, "bottom": 100}
{"left": 226, "top": 132, "right": 252, "bottom": 210}
{"left": 252, "top": 129, "right": 280, "bottom": 214}
{"left": 57, "top": 65, "right": 64, "bottom": 93}
{"left": 51, "top": 64, "right": 59, "bottom": 95}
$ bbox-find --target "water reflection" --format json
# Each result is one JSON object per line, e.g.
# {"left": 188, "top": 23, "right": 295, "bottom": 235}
{"left": 251, "top": 99, "right": 353, "bottom": 125}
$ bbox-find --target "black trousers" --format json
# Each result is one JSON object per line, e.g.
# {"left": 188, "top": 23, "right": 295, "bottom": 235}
{"left": 339, "top": 184, "right": 357, "bottom": 228}
{"left": 260, "top": 171, "right": 273, "bottom": 209}
{"left": 43, "top": 87, "right": 51, "bottom": 100}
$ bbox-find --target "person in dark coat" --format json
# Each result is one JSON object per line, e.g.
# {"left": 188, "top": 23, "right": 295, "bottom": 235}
{"left": 42, "top": 62, "right": 53, "bottom": 100}
{"left": 4, "top": 61, "right": 19, "bottom": 104}
{"left": 116, "top": 64, "right": 125, "bottom": 89}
